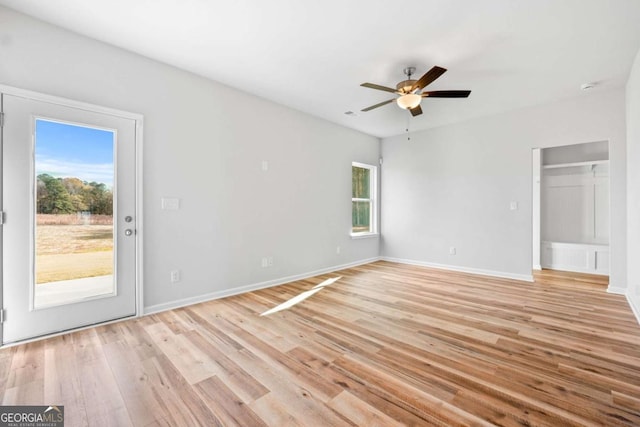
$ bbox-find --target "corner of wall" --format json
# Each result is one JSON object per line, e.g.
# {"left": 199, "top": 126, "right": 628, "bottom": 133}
{"left": 625, "top": 47, "right": 640, "bottom": 323}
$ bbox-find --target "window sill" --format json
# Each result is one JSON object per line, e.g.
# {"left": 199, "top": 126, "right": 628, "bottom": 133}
{"left": 350, "top": 232, "right": 379, "bottom": 240}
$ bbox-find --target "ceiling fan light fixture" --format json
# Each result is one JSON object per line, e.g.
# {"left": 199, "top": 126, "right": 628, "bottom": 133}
{"left": 396, "top": 94, "right": 421, "bottom": 110}
{"left": 360, "top": 66, "right": 469, "bottom": 117}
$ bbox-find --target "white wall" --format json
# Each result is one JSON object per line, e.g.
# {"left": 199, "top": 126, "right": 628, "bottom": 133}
{"left": 627, "top": 48, "right": 640, "bottom": 319}
{"left": 0, "top": 7, "right": 380, "bottom": 311}
{"left": 381, "top": 89, "right": 627, "bottom": 286}
{"left": 541, "top": 164, "right": 609, "bottom": 245}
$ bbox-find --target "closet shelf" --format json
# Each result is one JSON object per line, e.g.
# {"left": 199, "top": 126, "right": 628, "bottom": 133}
{"left": 542, "top": 159, "right": 608, "bottom": 169}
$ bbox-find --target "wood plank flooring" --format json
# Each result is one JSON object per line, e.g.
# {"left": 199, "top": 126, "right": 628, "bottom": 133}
{"left": 1, "top": 261, "right": 639, "bottom": 426}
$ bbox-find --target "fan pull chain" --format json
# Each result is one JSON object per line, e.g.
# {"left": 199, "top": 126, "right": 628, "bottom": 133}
{"left": 406, "top": 114, "right": 411, "bottom": 141}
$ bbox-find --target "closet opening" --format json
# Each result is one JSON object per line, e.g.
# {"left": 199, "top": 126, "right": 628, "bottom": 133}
{"left": 532, "top": 141, "right": 609, "bottom": 281}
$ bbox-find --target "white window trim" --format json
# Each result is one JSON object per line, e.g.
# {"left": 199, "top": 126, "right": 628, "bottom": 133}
{"left": 351, "top": 161, "right": 378, "bottom": 238}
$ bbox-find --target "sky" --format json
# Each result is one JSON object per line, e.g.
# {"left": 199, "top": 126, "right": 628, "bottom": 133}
{"left": 35, "top": 119, "right": 114, "bottom": 187}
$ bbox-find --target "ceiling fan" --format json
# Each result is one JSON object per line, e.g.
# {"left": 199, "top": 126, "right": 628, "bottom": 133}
{"left": 360, "top": 66, "right": 471, "bottom": 117}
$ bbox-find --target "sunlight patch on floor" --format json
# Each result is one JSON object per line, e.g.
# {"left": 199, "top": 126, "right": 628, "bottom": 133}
{"left": 260, "top": 276, "right": 342, "bottom": 316}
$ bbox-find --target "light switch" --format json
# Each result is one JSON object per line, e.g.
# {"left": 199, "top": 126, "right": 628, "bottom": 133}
{"left": 161, "top": 198, "right": 180, "bottom": 210}
{"left": 510, "top": 201, "right": 518, "bottom": 211}
{"left": 261, "top": 160, "right": 269, "bottom": 171}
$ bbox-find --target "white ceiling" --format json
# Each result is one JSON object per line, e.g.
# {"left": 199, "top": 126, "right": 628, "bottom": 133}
{"left": 2, "top": 0, "right": 640, "bottom": 138}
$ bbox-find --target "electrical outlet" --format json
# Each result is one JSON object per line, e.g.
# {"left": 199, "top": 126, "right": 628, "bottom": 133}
{"left": 261, "top": 257, "right": 268, "bottom": 268}
{"left": 449, "top": 247, "right": 456, "bottom": 255}
{"left": 267, "top": 256, "right": 274, "bottom": 267}
{"left": 170, "top": 269, "right": 181, "bottom": 283}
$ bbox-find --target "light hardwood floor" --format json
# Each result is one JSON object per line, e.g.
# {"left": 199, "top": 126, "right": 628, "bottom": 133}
{"left": 1, "top": 261, "right": 639, "bottom": 426}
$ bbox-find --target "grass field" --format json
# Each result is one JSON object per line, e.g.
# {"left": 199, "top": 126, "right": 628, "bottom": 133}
{"left": 36, "top": 215, "right": 114, "bottom": 284}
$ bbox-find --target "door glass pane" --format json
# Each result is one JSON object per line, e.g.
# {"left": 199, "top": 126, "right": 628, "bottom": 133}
{"left": 352, "top": 166, "right": 370, "bottom": 198}
{"left": 34, "top": 119, "right": 115, "bottom": 308}
{"left": 352, "top": 201, "right": 371, "bottom": 233}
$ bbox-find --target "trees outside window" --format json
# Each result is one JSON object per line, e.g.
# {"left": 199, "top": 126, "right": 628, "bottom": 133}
{"left": 36, "top": 173, "right": 113, "bottom": 215}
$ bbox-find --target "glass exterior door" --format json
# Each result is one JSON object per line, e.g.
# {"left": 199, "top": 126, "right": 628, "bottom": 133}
{"left": 2, "top": 93, "right": 138, "bottom": 344}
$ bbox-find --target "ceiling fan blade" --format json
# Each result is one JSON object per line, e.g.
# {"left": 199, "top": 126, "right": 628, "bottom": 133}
{"left": 360, "top": 83, "right": 398, "bottom": 94}
{"left": 361, "top": 98, "right": 396, "bottom": 112}
{"left": 409, "top": 105, "right": 423, "bottom": 117}
{"left": 410, "top": 66, "right": 447, "bottom": 92}
{"left": 422, "top": 90, "right": 471, "bottom": 98}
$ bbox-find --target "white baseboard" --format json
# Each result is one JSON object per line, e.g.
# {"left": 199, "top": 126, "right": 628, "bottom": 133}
{"left": 626, "top": 293, "right": 640, "bottom": 326}
{"left": 382, "top": 257, "right": 534, "bottom": 282}
{"left": 533, "top": 264, "right": 542, "bottom": 271}
{"left": 607, "top": 284, "right": 627, "bottom": 295}
{"left": 143, "top": 257, "right": 382, "bottom": 315}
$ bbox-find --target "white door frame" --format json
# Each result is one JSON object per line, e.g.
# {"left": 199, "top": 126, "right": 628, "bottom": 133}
{"left": 530, "top": 141, "right": 611, "bottom": 277}
{"left": 531, "top": 148, "right": 542, "bottom": 271}
{"left": 0, "top": 84, "right": 144, "bottom": 345}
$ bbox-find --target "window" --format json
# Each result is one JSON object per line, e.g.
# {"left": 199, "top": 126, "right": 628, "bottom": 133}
{"left": 352, "top": 162, "right": 377, "bottom": 236}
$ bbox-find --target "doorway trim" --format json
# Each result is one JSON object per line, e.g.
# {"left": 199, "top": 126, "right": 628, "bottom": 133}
{"left": 0, "top": 84, "right": 144, "bottom": 345}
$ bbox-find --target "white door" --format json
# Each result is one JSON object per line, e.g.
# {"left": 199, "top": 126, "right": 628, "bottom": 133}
{"left": 1, "top": 93, "right": 138, "bottom": 344}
